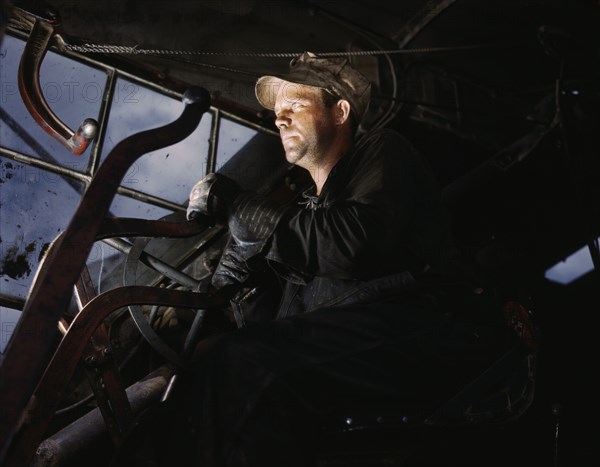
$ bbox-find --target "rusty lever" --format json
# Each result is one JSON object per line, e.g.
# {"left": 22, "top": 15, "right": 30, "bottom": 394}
{"left": 13, "top": 4, "right": 98, "bottom": 155}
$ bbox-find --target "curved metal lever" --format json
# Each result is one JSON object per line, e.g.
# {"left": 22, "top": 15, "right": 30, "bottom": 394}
{"left": 4, "top": 285, "right": 226, "bottom": 467}
{"left": 0, "top": 87, "right": 211, "bottom": 463}
{"left": 14, "top": 5, "right": 98, "bottom": 155}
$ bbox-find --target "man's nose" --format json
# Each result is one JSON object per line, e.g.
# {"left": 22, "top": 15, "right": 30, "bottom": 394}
{"left": 275, "top": 111, "right": 291, "bottom": 129}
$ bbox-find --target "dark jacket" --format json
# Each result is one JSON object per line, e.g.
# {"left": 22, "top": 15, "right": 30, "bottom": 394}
{"left": 262, "top": 129, "right": 453, "bottom": 318}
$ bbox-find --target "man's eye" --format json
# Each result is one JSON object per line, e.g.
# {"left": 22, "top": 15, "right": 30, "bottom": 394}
{"left": 292, "top": 102, "right": 306, "bottom": 111}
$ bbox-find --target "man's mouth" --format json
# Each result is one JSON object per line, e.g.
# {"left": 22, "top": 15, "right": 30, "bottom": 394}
{"left": 282, "top": 134, "right": 299, "bottom": 145}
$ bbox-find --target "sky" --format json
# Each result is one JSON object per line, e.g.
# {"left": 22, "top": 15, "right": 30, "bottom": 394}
{"left": 0, "top": 33, "right": 257, "bottom": 351}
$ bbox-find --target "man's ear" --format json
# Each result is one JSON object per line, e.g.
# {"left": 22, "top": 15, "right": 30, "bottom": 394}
{"left": 335, "top": 100, "right": 352, "bottom": 125}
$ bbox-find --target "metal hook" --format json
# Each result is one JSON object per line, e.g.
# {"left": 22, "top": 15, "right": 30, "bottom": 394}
{"left": 13, "top": 5, "right": 98, "bottom": 156}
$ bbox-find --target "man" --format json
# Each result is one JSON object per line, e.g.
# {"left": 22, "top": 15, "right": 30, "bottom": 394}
{"left": 180, "top": 52, "right": 515, "bottom": 467}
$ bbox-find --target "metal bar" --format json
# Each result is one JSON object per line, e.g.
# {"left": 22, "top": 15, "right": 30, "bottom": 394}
{"left": 0, "top": 110, "right": 90, "bottom": 192}
{"left": 124, "top": 237, "right": 195, "bottom": 367}
{"left": 0, "top": 88, "right": 210, "bottom": 463}
{"left": 73, "top": 266, "right": 96, "bottom": 309}
{"left": 207, "top": 108, "right": 220, "bottom": 174}
{"left": 32, "top": 365, "right": 173, "bottom": 467}
{"left": 3, "top": 285, "right": 226, "bottom": 467}
{"left": 17, "top": 19, "right": 97, "bottom": 155}
{"left": 74, "top": 270, "right": 121, "bottom": 446}
{"left": 6, "top": 30, "right": 275, "bottom": 137}
{"left": 0, "top": 146, "right": 91, "bottom": 184}
{"left": 218, "top": 107, "right": 278, "bottom": 136}
{"left": 82, "top": 325, "right": 134, "bottom": 445}
{"left": 182, "top": 309, "right": 205, "bottom": 358}
{"left": 113, "top": 185, "right": 186, "bottom": 212}
{"left": 98, "top": 216, "right": 210, "bottom": 240}
{"left": 81, "top": 364, "right": 122, "bottom": 446}
{"left": 88, "top": 68, "right": 117, "bottom": 175}
{"left": 101, "top": 237, "right": 201, "bottom": 290}
{"left": 6, "top": 30, "right": 183, "bottom": 103}
{"left": 75, "top": 267, "right": 133, "bottom": 446}
{"left": 0, "top": 144, "right": 187, "bottom": 221}
{"left": 0, "top": 296, "right": 25, "bottom": 310}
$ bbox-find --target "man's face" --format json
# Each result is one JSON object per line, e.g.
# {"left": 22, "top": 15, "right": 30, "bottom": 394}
{"left": 273, "top": 82, "right": 337, "bottom": 169}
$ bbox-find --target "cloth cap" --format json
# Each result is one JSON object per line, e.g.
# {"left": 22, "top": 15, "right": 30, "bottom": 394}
{"left": 255, "top": 52, "right": 372, "bottom": 123}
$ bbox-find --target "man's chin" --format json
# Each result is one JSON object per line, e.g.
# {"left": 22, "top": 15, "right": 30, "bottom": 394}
{"left": 284, "top": 150, "right": 301, "bottom": 165}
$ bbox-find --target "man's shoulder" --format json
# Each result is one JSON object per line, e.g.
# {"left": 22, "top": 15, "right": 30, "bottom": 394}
{"left": 356, "top": 128, "right": 413, "bottom": 149}
{"left": 354, "top": 128, "right": 419, "bottom": 160}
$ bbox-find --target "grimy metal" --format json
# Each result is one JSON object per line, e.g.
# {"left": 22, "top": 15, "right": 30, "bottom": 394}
{"left": 13, "top": 4, "right": 99, "bottom": 155}
{"left": 6, "top": 285, "right": 225, "bottom": 466}
{"left": 0, "top": 85, "right": 211, "bottom": 464}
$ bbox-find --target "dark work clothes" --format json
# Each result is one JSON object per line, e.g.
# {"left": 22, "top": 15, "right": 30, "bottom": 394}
{"left": 179, "top": 129, "right": 516, "bottom": 466}
{"left": 178, "top": 295, "right": 515, "bottom": 467}
{"left": 269, "top": 129, "right": 449, "bottom": 279}
{"left": 267, "top": 129, "right": 452, "bottom": 316}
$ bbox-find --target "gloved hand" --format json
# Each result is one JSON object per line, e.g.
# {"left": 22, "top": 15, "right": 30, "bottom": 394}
{"left": 188, "top": 174, "right": 291, "bottom": 289}
{"left": 211, "top": 240, "right": 252, "bottom": 290}
{"left": 211, "top": 194, "right": 289, "bottom": 289}
{"left": 186, "top": 173, "right": 242, "bottom": 221}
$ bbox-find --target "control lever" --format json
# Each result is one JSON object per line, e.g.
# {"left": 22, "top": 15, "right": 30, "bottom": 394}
{"left": 13, "top": 3, "right": 98, "bottom": 155}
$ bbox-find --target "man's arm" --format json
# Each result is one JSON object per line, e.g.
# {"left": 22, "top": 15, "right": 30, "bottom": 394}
{"left": 188, "top": 130, "right": 446, "bottom": 286}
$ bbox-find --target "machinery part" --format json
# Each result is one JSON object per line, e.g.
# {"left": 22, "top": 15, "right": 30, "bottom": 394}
{"left": 125, "top": 237, "right": 192, "bottom": 368}
{"left": 123, "top": 236, "right": 204, "bottom": 368}
{"left": 31, "top": 365, "right": 173, "bottom": 467}
{"left": 75, "top": 267, "right": 133, "bottom": 446}
{"left": 13, "top": 5, "right": 98, "bottom": 155}
{"left": 0, "top": 87, "right": 211, "bottom": 464}
{"left": 109, "top": 236, "right": 202, "bottom": 291}
{"left": 3, "top": 285, "right": 225, "bottom": 467}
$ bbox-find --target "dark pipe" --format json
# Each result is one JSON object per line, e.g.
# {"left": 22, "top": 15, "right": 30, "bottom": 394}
{"left": 32, "top": 365, "right": 173, "bottom": 467}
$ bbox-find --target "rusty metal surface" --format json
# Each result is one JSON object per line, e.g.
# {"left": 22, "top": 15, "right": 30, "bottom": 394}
{"left": 14, "top": 6, "right": 99, "bottom": 155}
{"left": 31, "top": 365, "right": 173, "bottom": 467}
{"left": 81, "top": 329, "right": 132, "bottom": 448}
{"left": 3, "top": 285, "right": 224, "bottom": 467}
{"left": 75, "top": 267, "right": 133, "bottom": 447}
{"left": 0, "top": 88, "right": 210, "bottom": 462}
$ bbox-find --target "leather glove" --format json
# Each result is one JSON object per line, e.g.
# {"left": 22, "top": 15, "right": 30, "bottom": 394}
{"left": 186, "top": 173, "right": 242, "bottom": 221}
{"left": 188, "top": 172, "right": 290, "bottom": 289}
{"left": 211, "top": 194, "right": 289, "bottom": 289}
{"left": 228, "top": 193, "right": 289, "bottom": 247}
{"left": 211, "top": 240, "right": 252, "bottom": 290}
